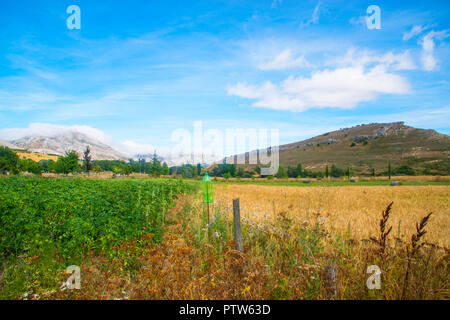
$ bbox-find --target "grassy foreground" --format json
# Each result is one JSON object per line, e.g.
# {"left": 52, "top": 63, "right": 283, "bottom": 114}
{"left": 0, "top": 176, "right": 196, "bottom": 299}
{"left": 0, "top": 176, "right": 448, "bottom": 299}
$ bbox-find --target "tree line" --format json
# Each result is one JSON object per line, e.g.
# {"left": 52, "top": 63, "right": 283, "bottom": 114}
{"left": 0, "top": 145, "right": 420, "bottom": 178}
{"left": 0, "top": 146, "right": 171, "bottom": 176}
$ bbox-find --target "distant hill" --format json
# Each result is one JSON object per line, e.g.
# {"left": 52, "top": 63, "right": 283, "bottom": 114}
{"left": 221, "top": 122, "right": 450, "bottom": 175}
{"left": 8, "top": 131, "right": 127, "bottom": 161}
{"left": 0, "top": 139, "right": 23, "bottom": 150}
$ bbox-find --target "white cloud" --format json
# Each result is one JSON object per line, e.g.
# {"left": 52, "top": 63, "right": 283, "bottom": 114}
{"left": 419, "top": 30, "right": 449, "bottom": 71}
{"left": 229, "top": 48, "right": 414, "bottom": 112}
{"left": 330, "top": 48, "right": 417, "bottom": 71}
{"left": 0, "top": 123, "right": 172, "bottom": 159}
{"left": 0, "top": 123, "right": 109, "bottom": 144}
{"left": 403, "top": 25, "right": 426, "bottom": 41}
{"left": 121, "top": 140, "right": 157, "bottom": 155}
{"left": 403, "top": 24, "right": 437, "bottom": 41}
{"left": 300, "top": 2, "right": 321, "bottom": 27}
{"left": 228, "top": 66, "right": 411, "bottom": 112}
{"left": 258, "top": 49, "right": 311, "bottom": 70}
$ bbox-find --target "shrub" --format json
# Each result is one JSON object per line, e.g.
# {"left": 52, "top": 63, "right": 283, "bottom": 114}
{"left": 0, "top": 146, "right": 19, "bottom": 175}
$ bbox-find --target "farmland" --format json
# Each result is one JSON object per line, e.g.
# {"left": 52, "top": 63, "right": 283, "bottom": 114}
{"left": 0, "top": 176, "right": 449, "bottom": 300}
{"left": 16, "top": 151, "right": 59, "bottom": 163}
{"left": 213, "top": 184, "right": 450, "bottom": 248}
{"left": 0, "top": 176, "right": 196, "bottom": 299}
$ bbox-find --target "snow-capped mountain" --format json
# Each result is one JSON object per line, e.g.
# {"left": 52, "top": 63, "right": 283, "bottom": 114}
{"left": 10, "top": 131, "right": 127, "bottom": 160}
{"left": 1, "top": 123, "right": 206, "bottom": 165}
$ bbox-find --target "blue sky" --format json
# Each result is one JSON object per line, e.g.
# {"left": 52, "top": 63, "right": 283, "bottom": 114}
{"left": 0, "top": 0, "right": 449, "bottom": 157}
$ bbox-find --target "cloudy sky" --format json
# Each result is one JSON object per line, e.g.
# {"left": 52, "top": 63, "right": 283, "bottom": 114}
{"left": 0, "top": 0, "right": 449, "bottom": 156}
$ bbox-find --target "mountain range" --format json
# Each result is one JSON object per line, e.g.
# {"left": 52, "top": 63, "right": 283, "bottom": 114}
{"left": 221, "top": 122, "right": 450, "bottom": 175}
{"left": 2, "top": 131, "right": 126, "bottom": 161}
{"left": 1, "top": 122, "right": 449, "bottom": 174}
{"left": 0, "top": 139, "right": 20, "bottom": 150}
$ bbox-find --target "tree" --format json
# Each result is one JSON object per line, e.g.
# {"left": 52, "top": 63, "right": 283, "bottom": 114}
{"left": 388, "top": 161, "right": 392, "bottom": 180}
{"left": 122, "top": 164, "right": 132, "bottom": 176}
{"left": 325, "top": 165, "right": 329, "bottom": 178}
{"left": 275, "top": 165, "right": 288, "bottom": 178}
{"left": 113, "top": 166, "right": 123, "bottom": 175}
{"left": 0, "top": 146, "right": 19, "bottom": 174}
{"left": 229, "top": 164, "right": 236, "bottom": 177}
{"left": 63, "top": 150, "right": 80, "bottom": 173}
{"left": 128, "top": 159, "right": 141, "bottom": 173}
{"left": 211, "top": 163, "right": 236, "bottom": 177}
{"left": 330, "top": 164, "right": 345, "bottom": 178}
{"left": 83, "top": 146, "right": 92, "bottom": 174}
{"left": 93, "top": 165, "right": 103, "bottom": 173}
{"left": 162, "top": 163, "right": 169, "bottom": 175}
{"left": 296, "top": 163, "right": 302, "bottom": 178}
{"left": 394, "top": 165, "right": 415, "bottom": 176}
{"left": 346, "top": 167, "right": 350, "bottom": 180}
{"left": 287, "top": 166, "right": 298, "bottom": 178}
{"left": 54, "top": 158, "right": 65, "bottom": 174}
{"left": 56, "top": 150, "right": 79, "bottom": 174}
{"left": 197, "top": 163, "right": 202, "bottom": 176}
{"left": 0, "top": 158, "right": 9, "bottom": 174}
{"left": 241, "top": 170, "right": 252, "bottom": 178}
{"left": 372, "top": 168, "right": 375, "bottom": 178}
{"left": 39, "top": 159, "right": 55, "bottom": 173}
{"left": 19, "top": 158, "right": 42, "bottom": 175}
{"left": 150, "top": 152, "right": 162, "bottom": 176}
{"left": 237, "top": 167, "right": 245, "bottom": 177}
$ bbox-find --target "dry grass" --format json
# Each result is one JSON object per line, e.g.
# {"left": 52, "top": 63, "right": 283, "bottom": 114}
{"left": 213, "top": 184, "right": 450, "bottom": 249}
{"left": 17, "top": 152, "right": 59, "bottom": 162}
{"left": 10, "top": 183, "right": 449, "bottom": 300}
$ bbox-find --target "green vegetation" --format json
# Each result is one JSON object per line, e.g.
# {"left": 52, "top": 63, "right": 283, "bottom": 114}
{"left": 55, "top": 150, "right": 80, "bottom": 174}
{"left": 0, "top": 176, "right": 197, "bottom": 298}
{"left": 170, "top": 163, "right": 199, "bottom": 178}
{"left": 215, "top": 179, "right": 450, "bottom": 187}
{"left": 275, "top": 165, "right": 288, "bottom": 178}
{"left": 0, "top": 145, "right": 446, "bottom": 182}
{"left": 0, "top": 146, "right": 174, "bottom": 176}
{"left": 0, "top": 146, "right": 19, "bottom": 175}
{"left": 19, "top": 159, "right": 43, "bottom": 175}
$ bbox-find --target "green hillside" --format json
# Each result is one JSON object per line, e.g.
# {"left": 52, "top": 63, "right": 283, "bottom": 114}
{"left": 226, "top": 122, "right": 450, "bottom": 175}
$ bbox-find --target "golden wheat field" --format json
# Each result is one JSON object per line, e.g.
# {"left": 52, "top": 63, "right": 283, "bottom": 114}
{"left": 17, "top": 152, "right": 59, "bottom": 162}
{"left": 213, "top": 184, "right": 450, "bottom": 249}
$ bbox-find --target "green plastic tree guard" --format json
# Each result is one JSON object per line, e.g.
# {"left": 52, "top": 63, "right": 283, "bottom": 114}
{"left": 202, "top": 172, "right": 213, "bottom": 203}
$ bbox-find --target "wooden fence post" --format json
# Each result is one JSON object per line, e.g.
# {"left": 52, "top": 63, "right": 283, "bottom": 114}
{"left": 233, "top": 198, "right": 243, "bottom": 252}
{"left": 207, "top": 202, "right": 210, "bottom": 241}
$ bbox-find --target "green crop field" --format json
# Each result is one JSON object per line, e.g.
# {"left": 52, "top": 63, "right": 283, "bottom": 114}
{"left": 0, "top": 175, "right": 448, "bottom": 300}
{"left": 0, "top": 176, "right": 197, "bottom": 299}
